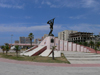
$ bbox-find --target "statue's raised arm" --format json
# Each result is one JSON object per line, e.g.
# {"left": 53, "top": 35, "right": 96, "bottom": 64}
{"left": 47, "top": 18, "right": 55, "bottom": 24}
{"left": 47, "top": 18, "right": 55, "bottom": 36}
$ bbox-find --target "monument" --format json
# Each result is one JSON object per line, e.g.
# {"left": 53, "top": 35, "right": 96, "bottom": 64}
{"left": 20, "top": 18, "right": 91, "bottom": 58}
{"left": 47, "top": 18, "right": 55, "bottom": 36}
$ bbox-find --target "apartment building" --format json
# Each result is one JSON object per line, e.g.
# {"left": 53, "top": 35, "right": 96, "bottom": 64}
{"left": 58, "top": 30, "right": 77, "bottom": 41}
{"left": 19, "top": 37, "right": 30, "bottom": 43}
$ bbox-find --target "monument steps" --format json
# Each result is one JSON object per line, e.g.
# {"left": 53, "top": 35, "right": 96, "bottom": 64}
{"left": 23, "top": 46, "right": 46, "bottom": 56}
{"left": 32, "top": 46, "right": 47, "bottom": 56}
{"left": 68, "top": 58, "right": 100, "bottom": 61}
{"left": 63, "top": 53, "right": 96, "bottom": 55}
{"left": 68, "top": 61, "right": 100, "bottom": 64}
{"left": 26, "top": 46, "right": 38, "bottom": 52}
{"left": 65, "top": 55, "right": 100, "bottom": 58}
{"left": 20, "top": 46, "right": 38, "bottom": 55}
{"left": 62, "top": 51, "right": 100, "bottom": 64}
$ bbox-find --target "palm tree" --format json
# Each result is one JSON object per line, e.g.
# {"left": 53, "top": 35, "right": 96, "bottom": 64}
{"left": 15, "top": 45, "right": 20, "bottom": 57}
{"left": 83, "top": 42, "right": 88, "bottom": 46}
{"left": 94, "top": 47, "right": 98, "bottom": 54}
{"left": 28, "top": 33, "right": 34, "bottom": 47}
{"left": 95, "top": 42, "right": 100, "bottom": 50}
{"left": 5, "top": 44, "right": 10, "bottom": 55}
{"left": 78, "top": 42, "right": 83, "bottom": 45}
{"left": 1, "top": 45, "right": 5, "bottom": 54}
{"left": 51, "top": 46, "right": 56, "bottom": 60}
{"left": 89, "top": 41, "right": 94, "bottom": 48}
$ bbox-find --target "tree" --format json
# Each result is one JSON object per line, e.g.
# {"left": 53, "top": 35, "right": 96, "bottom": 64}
{"left": 51, "top": 46, "right": 56, "bottom": 60}
{"left": 1, "top": 45, "right": 5, "bottom": 54}
{"left": 14, "top": 45, "right": 20, "bottom": 57}
{"left": 28, "top": 33, "right": 34, "bottom": 47}
{"left": 5, "top": 44, "right": 10, "bottom": 55}
{"left": 89, "top": 41, "right": 94, "bottom": 48}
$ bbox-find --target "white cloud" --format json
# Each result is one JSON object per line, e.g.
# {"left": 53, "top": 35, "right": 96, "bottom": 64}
{"left": 46, "top": 1, "right": 51, "bottom": 5}
{"left": 0, "top": 24, "right": 63, "bottom": 33}
{"left": 81, "top": 0, "right": 99, "bottom": 8}
{"left": 0, "top": 3, "right": 24, "bottom": 9}
{"left": 0, "top": 0, "right": 24, "bottom": 9}
{"left": 68, "top": 24, "right": 100, "bottom": 34}
{"left": 0, "top": 23, "right": 99, "bottom": 35}
{"left": 41, "top": 1, "right": 51, "bottom": 5}
{"left": 40, "top": 0, "right": 100, "bottom": 9}
{"left": 35, "top": 0, "right": 38, "bottom": 3}
{"left": 0, "top": 3, "right": 12, "bottom": 8}
{"left": 0, "top": 25, "right": 48, "bottom": 32}
{"left": 25, "top": 16, "right": 31, "bottom": 19}
{"left": 69, "top": 15, "right": 86, "bottom": 19}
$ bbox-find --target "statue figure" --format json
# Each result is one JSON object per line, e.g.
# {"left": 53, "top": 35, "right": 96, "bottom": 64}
{"left": 47, "top": 18, "right": 55, "bottom": 36}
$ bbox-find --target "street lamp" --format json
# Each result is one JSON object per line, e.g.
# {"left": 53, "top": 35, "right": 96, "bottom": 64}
{"left": 11, "top": 34, "right": 13, "bottom": 46}
{"left": 63, "top": 32, "right": 65, "bottom": 51}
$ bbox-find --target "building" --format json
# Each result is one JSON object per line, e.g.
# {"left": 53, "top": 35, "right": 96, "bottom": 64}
{"left": 58, "top": 30, "right": 78, "bottom": 41}
{"left": 34, "top": 39, "right": 38, "bottom": 44}
{"left": 34, "top": 38, "right": 42, "bottom": 44}
{"left": 15, "top": 40, "right": 19, "bottom": 43}
{"left": 99, "top": 32, "right": 100, "bottom": 36}
{"left": 25, "top": 37, "right": 30, "bottom": 43}
{"left": 41, "top": 34, "right": 48, "bottom": 41}
{"left": 86, "top": 33, "right": 100, "bottom": 44}
{"left": 37, "top": 39, "right": 42, "bottom": 44}
{"left": 41, "top": 37, "right": 44, "bottom": 41}
{"left": 19, "top": 37, "right": 30, "bottom": 43}
{"left": 43, "top": 34, "right": 48, "bottom": 40}
{"left": 68, "top": 32, "right": 93, "bottom": 43}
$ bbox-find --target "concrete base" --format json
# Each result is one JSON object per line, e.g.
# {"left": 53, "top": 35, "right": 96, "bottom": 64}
{"left": 49, "top": 51, "right": 61, "bottom": 57}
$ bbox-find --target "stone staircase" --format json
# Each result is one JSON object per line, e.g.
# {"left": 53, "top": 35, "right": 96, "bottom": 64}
{"left": 62, "top": 51, "right": 100, "bottom": 64}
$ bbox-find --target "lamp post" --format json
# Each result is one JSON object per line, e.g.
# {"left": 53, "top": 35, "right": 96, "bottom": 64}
{"left": 11, "top": 34, "right": 13, "bottom": 46}
{"left": 63, "top": 32, "right": 65, "bottom": 51}
{"left": 63, "top": 32, "right": 65, "bottom": 40}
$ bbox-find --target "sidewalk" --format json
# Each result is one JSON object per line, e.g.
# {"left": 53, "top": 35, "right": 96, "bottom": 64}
{"left": 0, "top": 58, "right": 100, "bottom": 67}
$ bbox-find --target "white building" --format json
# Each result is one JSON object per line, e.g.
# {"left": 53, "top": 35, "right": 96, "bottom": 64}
{"left": 58, "top": 30, "right": 77, "bottom": 41}
{"left": 43, "top": 34, "right": 48, "bottom": 39}
{"left": 19, "top": 37, "right": 30, "bottom": 43}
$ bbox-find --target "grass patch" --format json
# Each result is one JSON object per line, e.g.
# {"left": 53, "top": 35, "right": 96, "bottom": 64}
{"left": 0, "top": 53, "right": 70, "bottom": 64}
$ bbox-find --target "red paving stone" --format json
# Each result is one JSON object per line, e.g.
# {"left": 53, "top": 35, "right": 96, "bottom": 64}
{"left": 0, "top": 58, "right": 100, "bottom": 67}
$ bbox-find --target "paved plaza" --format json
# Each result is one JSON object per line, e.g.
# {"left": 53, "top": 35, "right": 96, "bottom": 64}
{"left": 0, "top": 60, "right": 100, "bottom": 75}
{"left": 0, "top": 48, "right": 100, "bottom": 75}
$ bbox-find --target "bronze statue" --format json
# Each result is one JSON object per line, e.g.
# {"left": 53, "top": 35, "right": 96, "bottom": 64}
{"left": 47, "top": 18, "right": 55, "bottom": 36}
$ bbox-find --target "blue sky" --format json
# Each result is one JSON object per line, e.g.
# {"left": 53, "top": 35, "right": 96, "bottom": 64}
{"left": 0, "top": 0, "right": 100, "bottom": 45}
